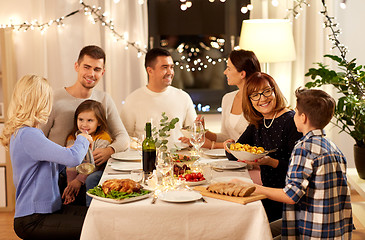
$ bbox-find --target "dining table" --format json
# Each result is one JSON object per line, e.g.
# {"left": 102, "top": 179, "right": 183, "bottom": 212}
{"left": 80, "top": 148, "right": 272, "bottom": 240}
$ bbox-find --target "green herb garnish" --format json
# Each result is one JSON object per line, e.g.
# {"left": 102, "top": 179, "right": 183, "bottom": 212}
{"left": 88, "top": 186, "right": 151, "bottom": 200}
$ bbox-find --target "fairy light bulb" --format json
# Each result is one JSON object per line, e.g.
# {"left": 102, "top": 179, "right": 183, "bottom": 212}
{"left": 181, "top": 4, "right": 187, "bottom": 11}
{"left": 247, "top": 4, "right": 253, "bottom": 11}
{"left": 271, "top": 0, "right": 279, "bottom": 7}
{"left": 186, "top": 1, "right": 192, "bottom": 8}
{"left": 241, "top": 7, "right": 248, "bottom": 14}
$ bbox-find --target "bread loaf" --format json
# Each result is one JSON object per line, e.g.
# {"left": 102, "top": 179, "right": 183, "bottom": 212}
{"left": 206, "top": 182, "right": 255, "bottom": 197}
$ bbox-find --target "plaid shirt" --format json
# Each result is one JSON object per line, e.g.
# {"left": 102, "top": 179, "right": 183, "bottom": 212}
{"left": 282, "top": 129, "right": 353, "bottom": 239}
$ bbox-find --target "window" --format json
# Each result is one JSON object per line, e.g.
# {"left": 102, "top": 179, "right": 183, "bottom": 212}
{"left": 148, "top": 0, "right": 250, "bottom": 113}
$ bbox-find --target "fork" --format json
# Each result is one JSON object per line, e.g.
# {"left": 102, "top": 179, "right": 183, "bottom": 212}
{"left": 151, "top": 194, "right": 158, "bottom": 204}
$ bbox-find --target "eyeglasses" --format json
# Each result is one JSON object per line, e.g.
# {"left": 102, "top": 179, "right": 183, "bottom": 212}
{"left": 249, "top": 87, "right": 274, "bottom": 101}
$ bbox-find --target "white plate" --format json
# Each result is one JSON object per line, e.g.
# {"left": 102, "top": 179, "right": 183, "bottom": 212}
{"left": 211, "top": 160, "right": 246, "bottom": 170}
{"left": 110, "top": 162, "right": 142, "bottom": 171}
{"left": 87, "top": 191, "right": 153, "bottom": 204}
{"left": 211, "top": 176, "right": 253, "bottom": 184}
{"left": 185, "top": 179, "right": 207, "bottom": 186}
{"left": 158, "top": 190, "right": 202, "bottom": 203}
{"left": 203, "top": 149, "right": 226, "bottom": 157}
{"left": 111, "top": 151, "right": 141, "bottom": 161}
{"left": 172, "top": 142, "right": 189, "bottom": 150}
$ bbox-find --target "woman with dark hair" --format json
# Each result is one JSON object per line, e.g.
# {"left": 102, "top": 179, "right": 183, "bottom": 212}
{"left": 225, "top": 72, "right": 302, "bottom": 222}
{"left": 181, "top": 49, "right": 261, "bottom": 149}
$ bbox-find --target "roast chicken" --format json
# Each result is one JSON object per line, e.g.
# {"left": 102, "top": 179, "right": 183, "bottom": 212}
{"left": 206, "top": 182, "right": 255, "bottom": 197}
{"left": 102, "top": 179, "right": 142, "bottom": 195}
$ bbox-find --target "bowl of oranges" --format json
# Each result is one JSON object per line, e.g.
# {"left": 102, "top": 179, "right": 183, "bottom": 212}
{"left": 227, "top": 142, "right": 269, "bottom": 161}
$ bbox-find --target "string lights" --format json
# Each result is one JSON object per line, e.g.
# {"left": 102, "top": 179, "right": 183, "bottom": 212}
{"left": 167, "top": 37, "right": 227, "bottom": 72}
{"left": 286, "top": 0, "right": 310, "bottom": 19}
{"left": 320, "top": 1, "right": 348, "bottom": 62}
{"left": 0, "top": 0, "right": 147, "bottom": 55}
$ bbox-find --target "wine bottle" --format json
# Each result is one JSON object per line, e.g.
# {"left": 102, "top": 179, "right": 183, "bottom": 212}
{"left": 142, "top": 122, "right": 156, "bottom": 174}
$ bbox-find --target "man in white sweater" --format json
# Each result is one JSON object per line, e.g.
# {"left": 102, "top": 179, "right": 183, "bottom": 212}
{"left": 41, "top": 45, "right": 130, "bottom": 166}
{"left": 121, "top": 48, "right": 197, "bottom": 146}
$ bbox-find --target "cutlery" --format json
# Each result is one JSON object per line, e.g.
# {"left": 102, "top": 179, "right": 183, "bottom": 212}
{"left": 264, "top": 148, "right": 278, "bottom": 154}
{"left": 201, "top": 197, "right": 208, "bottom": 203}
{"left": 107, "top": 172, "right": 130, "bottom": 175}
{"left": 151, "top": 195, "right": 158, "bottom": 204}
{"left": 212, "top": 167, "right": 223, "bottom": 172}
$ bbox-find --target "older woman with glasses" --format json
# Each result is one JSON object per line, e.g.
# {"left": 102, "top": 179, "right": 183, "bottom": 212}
{"left": 224, "top": 72, "right": 302, "bottom": 222}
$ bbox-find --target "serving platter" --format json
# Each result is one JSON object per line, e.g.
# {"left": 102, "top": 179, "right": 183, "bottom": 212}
{"left": 87, "top": 191, "right": 153, "bottom": 204}
{"left": 111, "top": 151, "right": 141, "bottom": 161}
{"left": 210, "top": 160, "right": 246, "bottom": 170}
{"left": 158, "top": 190, "right": 202, "bottom": 203}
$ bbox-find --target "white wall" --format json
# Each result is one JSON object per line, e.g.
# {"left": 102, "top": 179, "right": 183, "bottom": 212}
{"left": 326, "top": 0, "right": 365, "bottom": 168}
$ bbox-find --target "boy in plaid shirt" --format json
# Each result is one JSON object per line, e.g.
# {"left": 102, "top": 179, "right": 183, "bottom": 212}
{"left": 242, "top": 88, "right": 353, "bottom": 239}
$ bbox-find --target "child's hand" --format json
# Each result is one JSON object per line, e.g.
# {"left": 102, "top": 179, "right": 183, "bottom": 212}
{"left": 63, "top": 194, "right": 75, "bottom": 205}
{"left": 62, "top": 179, "right": 82, "bottom": 198}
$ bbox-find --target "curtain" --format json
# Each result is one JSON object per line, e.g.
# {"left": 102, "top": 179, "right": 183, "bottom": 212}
{"left": 0, "top": 0, "right": 147, "bottom": 112}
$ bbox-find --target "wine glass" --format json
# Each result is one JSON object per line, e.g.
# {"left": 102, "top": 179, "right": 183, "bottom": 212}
{"left": 155, "top": 151, "right": 173, "bottom": 186}
{"left": 76, "top": 130, "right": 95, "bottom": 175}
{"left": 189, "top": 121, "right": 205, "bottom": 158}
{"left": 76, "top": 148, "right": 96, "bottom": 175}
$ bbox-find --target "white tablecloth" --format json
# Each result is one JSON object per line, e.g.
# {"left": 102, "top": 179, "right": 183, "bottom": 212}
{"left": 80, "top": 152, "right": 272, "bottom": 240}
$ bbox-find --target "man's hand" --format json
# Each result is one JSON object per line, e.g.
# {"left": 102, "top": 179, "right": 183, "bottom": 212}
{"left": 93, "top": 147, "right": 114, "bottom": 166}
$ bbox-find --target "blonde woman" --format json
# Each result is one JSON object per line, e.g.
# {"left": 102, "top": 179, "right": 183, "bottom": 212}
{"left": 0, "top": 75, "right": 93, "bottom": 240}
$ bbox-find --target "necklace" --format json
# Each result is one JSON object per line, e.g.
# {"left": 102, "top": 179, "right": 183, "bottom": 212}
{"left": 263, "top": 112, "right": 277, "bottom": 129}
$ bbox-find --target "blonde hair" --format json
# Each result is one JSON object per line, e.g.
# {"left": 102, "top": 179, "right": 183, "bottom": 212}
{"left": 0, "top": 75, "right": 53, "bottom": 149}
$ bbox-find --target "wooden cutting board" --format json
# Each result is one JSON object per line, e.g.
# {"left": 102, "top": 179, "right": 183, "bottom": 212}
{"left": 193, "top": 186, "right": 266, "bottom": 205}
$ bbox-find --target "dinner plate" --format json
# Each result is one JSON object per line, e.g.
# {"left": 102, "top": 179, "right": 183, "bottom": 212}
{"left": 185, "top": 179, "right": 207, "bottom": 186}
{"left": 111, "top": 151, "right": 141, "bottom": 161}
{"left": 110, "top": 162, "right": 142, "bottom": 171}
{"left": 211, "top": 176, "right": 253, "bottom": 184}
{"left": 211, "top": 160, "right": 246, "bottom": 170}
{"left": 87, "top": 191, "right": 153, "bottom": 204}
{"left": 203, "top": 148, "right": 226, "bottom": 157}
{"left": 171, "top": 142, "right": 189, "bottom": 150}
{"left": 158, "top": 190, "right": 202, "bottom": 203}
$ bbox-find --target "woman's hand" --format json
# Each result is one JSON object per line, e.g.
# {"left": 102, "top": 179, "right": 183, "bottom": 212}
{"left": 238, "top": 156, "right": 279, "bottom": 168}
{"left": 79, "top": 133, "right": 93, "bottom": 146}
{"left": 223, "top": 139, "right": 235, "bottom": 153}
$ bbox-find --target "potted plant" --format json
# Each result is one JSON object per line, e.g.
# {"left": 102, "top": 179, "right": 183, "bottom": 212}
{"left": 305, "top": 1, "right": 365, "bottom": 178}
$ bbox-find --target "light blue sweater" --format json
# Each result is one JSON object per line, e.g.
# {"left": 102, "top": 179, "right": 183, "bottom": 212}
{"left": 10, "top": 127, "right": 89, "bottom": 218}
